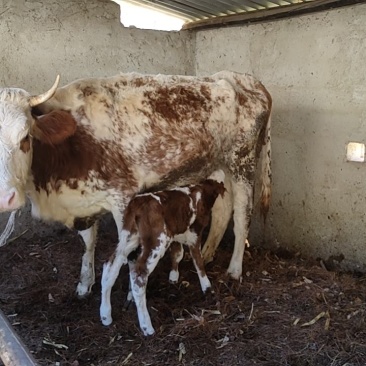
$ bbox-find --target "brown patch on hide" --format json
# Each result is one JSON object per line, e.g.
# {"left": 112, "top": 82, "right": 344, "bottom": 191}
{"left": 200, "top": 84, "right": 211, "bottom": 100}
{"left": 116, "top": 80, "right": 127, "bottom": 87}
{"left": 237, "top": 93, "right": 248, "bottom": 106}
{"left": 235, "top": 76, "right": 272, "bottom": 112}
{"left": 20, "top": 134, "right": 31, "bottom": 153}
{"left": 32, "top": 113, "right": 135, "bottom": 193}
{"left": 131, "top": 77, "right": 146, "bottom": 88}
{"left": 100, "top": 97, "right": 111, "bottom": 110}
{"left": 143, "top": 84, "right": 213, "bottom": 123}
{"left": 82, "top": 86, "right": 97, "bottom": 98}
{"left": 234, "top": 77, "right": 259, "bottom": 100}
{"left": 156, "top": 191, "right": 193, "bottom": 236}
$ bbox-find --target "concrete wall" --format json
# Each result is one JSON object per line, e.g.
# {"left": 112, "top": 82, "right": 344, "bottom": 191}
{"left": 0, "top": 0, "right": 194, "bottom": 239}
{"left": 0, "top": 0, "right": 194, "bottom": 91}
{"left": 195, "top": 4, "right": 366, "bottom": 271}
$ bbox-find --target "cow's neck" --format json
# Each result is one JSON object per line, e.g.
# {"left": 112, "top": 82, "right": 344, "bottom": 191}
{"left": 25, "top": 126, "right": 116, "bottom": 226}
{"left": 30, "top": 125, "right": 103, "bottom": 193}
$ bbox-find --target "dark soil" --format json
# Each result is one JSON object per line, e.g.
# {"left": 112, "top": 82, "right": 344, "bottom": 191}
{"left": 0, "top": 219, "right": 366, "bottom": 366}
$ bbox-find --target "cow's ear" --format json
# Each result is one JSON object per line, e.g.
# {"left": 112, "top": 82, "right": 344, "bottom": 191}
{"left": 32, "top": 110, "right": 77, "bottom": 145}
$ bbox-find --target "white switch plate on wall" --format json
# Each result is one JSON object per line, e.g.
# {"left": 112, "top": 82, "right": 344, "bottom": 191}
{"left": 346, "top": 142, "right": 365, "bottom": 162}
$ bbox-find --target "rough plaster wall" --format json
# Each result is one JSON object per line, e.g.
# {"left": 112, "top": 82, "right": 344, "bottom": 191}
{"left": 0, "top": 0, "right": 195, "bottom": 92}
{"left": 0, "top": 0, "right": 194, "bottom": 239}
{"left": 195, "top": 4, "right": 366, "bottom": 271}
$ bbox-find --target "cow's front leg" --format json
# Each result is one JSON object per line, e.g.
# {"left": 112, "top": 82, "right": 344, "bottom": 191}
{"left": 76, "top": 222, "right": 98, "bottom": 298}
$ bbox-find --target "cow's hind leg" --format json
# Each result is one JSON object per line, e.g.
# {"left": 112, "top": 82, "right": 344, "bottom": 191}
{"left": 201, "top": 175, "right": 233, "bottom": 264}
{"left": 76, "top": 222, "right": 98, "bottom": 298}
{"left": 227, "top": 179, "right": 254, "bottom": 280}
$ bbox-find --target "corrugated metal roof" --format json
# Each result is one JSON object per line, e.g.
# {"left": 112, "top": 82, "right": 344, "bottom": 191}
{"left": 119, "top": 0, "right": 363, "bottom": 30}
{"left": 120, "top": 0, "right": 316, "bottom": 21}
{"left": 122, "top": 0, "right": 319, "bottom": 21}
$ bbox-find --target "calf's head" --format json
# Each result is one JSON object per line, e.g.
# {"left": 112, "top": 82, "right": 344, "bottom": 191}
{"left": 201, "top": 170, "right": 226, "bottom": 208}
{"left": 0, "top": 75, "right": 75, "bottom": 211}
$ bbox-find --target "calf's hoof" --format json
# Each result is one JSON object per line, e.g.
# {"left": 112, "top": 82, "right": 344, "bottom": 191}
{"left": 100, "top": 314, "right": 113, "bottom": 326}
{"left": 76, "top": 283, "right": 93, "bottom": 299}
{"left": 142, "top": 326, "right": 155, "bottom": 337}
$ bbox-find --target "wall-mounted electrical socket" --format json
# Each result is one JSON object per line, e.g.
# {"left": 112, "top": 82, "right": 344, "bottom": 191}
{"left": 346, "top": 142, "right": 365, "bottom": 162}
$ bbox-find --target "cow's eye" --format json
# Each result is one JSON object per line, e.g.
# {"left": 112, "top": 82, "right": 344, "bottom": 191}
{"left": 20, "top": 134, "right": 31, "bottom": 153}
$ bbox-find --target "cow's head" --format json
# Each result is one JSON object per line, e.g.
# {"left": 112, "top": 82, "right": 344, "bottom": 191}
{"left": 0, "top": 75, "right": 69, "bottom": 211}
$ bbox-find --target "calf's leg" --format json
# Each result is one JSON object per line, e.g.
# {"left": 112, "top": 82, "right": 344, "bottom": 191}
{"left": 169, "top": 241, "right": 184, "bottom": 283}
{"left": 189, "top": 240, "right": 212, "bottom": 293}
{"left": 100, "top": 231, "right": 139, "bottom": 326}
{"left": 130, "top": 234, "right": 169, "bottom": 336}
{"left": 129, "top": 262, "right": 154, "bottom": 336}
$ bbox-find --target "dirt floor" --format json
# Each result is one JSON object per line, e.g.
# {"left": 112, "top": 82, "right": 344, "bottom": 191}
{"left": 0, "top": 220, "right": 366, "bottom": 366}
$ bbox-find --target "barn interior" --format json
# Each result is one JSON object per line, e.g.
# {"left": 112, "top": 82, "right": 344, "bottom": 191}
{"left": 1, "top": 0, "right": 366, "bottom": 365}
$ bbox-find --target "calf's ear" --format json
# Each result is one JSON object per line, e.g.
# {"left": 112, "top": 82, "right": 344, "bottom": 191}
{"left": 32, "top": 110, "right": 77, "bottom": 145}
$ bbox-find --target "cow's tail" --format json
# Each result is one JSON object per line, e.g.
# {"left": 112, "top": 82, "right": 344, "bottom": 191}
{"left": 259, "top": 111, "right": 272, "bottom": 221}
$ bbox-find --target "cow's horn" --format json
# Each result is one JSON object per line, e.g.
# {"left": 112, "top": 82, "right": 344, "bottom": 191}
{"left": 28, "top": 75, "right": 60, "bottom": 107}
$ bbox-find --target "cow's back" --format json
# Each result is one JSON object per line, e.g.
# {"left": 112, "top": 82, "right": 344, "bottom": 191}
{"left": 35, "top": 71, "right": 271, "bottom": 197}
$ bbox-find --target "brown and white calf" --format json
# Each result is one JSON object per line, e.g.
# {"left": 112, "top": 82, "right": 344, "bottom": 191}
{"left": 0, "top": 71, "right": 271, "bottom": 299}
{"left": 100, "top": 170, "right": 226, "bottom": 335}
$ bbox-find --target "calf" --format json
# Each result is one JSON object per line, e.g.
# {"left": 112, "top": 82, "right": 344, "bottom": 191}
{"left": 100, "top": 170, "right": 226, "bottom": 336}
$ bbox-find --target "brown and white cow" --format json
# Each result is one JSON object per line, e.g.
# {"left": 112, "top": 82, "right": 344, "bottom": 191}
{"left": 0, "top": 71, "right": 272, "bottom": 298}
{"left": 100, "top": 170, "right": 226, "bottom": 335}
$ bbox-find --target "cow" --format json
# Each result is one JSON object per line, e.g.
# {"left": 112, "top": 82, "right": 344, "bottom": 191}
{"left": 0, "top": 70, "right": 272, "bottom": 300}
{"left": 100, "top": 170, "right": 226, "bottom": 335}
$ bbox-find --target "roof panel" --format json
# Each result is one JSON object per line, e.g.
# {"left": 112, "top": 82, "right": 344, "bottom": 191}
{"left": 119, "top": 0, "right": 364, "bottom": 30}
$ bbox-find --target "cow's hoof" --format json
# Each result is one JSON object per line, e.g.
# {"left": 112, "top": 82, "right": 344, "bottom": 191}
{"left": 169, "top": 270, "right": 179, "bottom": 284}
{"left": 226, "top": 266, "right": 242, "bottom": 281}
